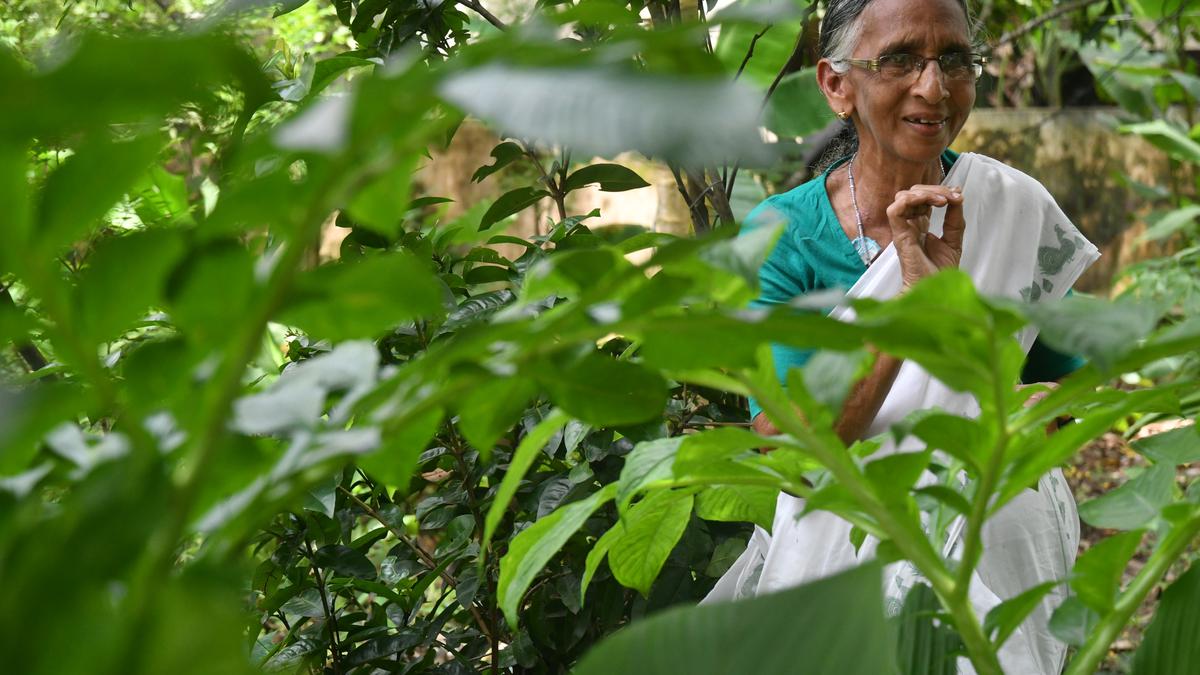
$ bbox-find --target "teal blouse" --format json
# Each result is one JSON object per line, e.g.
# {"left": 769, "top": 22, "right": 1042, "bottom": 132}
{"left": 744, "top": 150, "right": 1084, "bottom": 419}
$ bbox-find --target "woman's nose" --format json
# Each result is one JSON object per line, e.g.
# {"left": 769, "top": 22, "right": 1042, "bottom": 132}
{"left": 912, "top": 59, "right": 950, "bottom": 102}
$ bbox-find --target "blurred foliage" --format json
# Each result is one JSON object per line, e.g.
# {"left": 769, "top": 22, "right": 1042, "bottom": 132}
{"left": 0, "top": 2, "right": 1199, "bottom": 675}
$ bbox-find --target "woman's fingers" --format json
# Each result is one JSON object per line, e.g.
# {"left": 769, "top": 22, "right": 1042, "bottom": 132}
{"left": 941, "top": 187, "right": 966, "bottom": 252}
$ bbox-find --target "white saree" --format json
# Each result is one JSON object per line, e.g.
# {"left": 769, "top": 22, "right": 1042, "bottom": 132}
{"left": 704, "top": 153, "right": 1101, "bottom": 675}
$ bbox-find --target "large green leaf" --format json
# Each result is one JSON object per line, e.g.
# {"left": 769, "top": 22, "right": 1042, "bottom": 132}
{"left": 765, "top": 68, "right": 832, "bottom": 139}
{"left": 497, "top": 483, "right": 617, "bottom": 627}
{"left": 537, "top": 352, "right": 667, "bottom": 427}
{"left": 1138, "top": 205, "right": 1200, "bottom": 243}
{"left": 471, "top": 141, "right": 525, "bottom": 183}
{"left": 1132, "top": 425, "right": 1200, "bottom": 465}
{"left": 279, "top": 252, "right": 444, "bottom": 340}
{"left": 616, "top": 436, "right": 683, "bottom": 510}
{"left": 894, "top": 584, "right": 961, "bottom": 675}
{"left": 694, "top": 485, "right": 776, "bottom": 530}
{"left": 75, "top": 229, "right": 185, "bottom": 345}
{"left": 34, "top": 134, "right": 163, "bottom": 258}
{"left": 573, "top": 562, "right": 892, "bottom": 675}
{"left": 1022, "top": 295, "right": 1161, "bottom": 372}
{"left": 455, "top": 376, "right": 539, "bottom": 455}
{"left": 1131, "top": 561, "right": 1200, "bottom": 675}
{"left": 607, "top": 490, "right": 694, "bottom": 596}
{"left": 1078, "top": 463, "right": 1175, "bottom": 530}
{"left": 1121, "top": 120, "right": 1200, "bottom": 164}
{"left": 1072, "top": 531, "right": 1144, "bottom": 613}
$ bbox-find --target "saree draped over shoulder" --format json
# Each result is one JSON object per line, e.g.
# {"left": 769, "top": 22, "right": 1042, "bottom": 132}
{"left": 703, "top": 153, "right": 1101, "bottom": 675}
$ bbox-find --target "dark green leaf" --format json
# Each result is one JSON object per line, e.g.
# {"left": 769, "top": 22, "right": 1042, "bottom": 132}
{"left": 456, "top": 377, "right": 538, "bottom": 455}
{"left": 562, "top": 163, "right": 651, "bottom": 193}
{"left": 313, "top": 544, "right": 377, "bottom": 580}
{"left": 471, "top": 141, "right": 525, "bottom": 182}
{"left": 479, "top": 187, "right": 549, "bottom": 231}
{"left": 76, "top": 229, "right": 185, "bottom": 345}
{"left": 1022, "top": 295, "right": 1160, "bottom": 372}
{"left": 482, "top": 407, "right": 569, "bottom": 554}
{"left": 1048, "top": 596, "right": 1099, "bottom": 647}
{"left": 894, "top": 584, "right": 961, "bottom": 675}
{"left": 616, "top": 437, "right": 682, "bottom": 510}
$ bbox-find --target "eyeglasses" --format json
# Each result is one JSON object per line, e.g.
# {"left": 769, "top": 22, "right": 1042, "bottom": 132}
{"left": 838, "top": 52, "right": 988, "bottom": 82}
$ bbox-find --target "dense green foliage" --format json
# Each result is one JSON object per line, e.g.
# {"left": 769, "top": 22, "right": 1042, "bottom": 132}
{"left": 1, "top": 1, "right": 1199, "bottom": 674}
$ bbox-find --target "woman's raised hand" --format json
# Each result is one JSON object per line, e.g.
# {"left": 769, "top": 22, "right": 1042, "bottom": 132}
{"left": 885, "top": 185, "right": 965, "bottom": 288}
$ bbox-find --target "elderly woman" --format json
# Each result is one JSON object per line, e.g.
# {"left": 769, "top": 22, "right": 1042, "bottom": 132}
{"left": 706, "top": 0, "right": 1100, "bottom": 673}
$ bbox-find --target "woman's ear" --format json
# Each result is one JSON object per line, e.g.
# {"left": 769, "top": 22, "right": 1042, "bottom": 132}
{"left": 816, "top": 58, "right": 853, "bottom": 118}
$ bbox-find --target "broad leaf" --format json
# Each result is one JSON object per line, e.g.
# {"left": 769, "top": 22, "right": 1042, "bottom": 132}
{"left": 1077, "top": 463, "right": 1175, "bottom": 530}
{"left": 1022, "top": 295, "right": 1160, "bottom": 372}
{"left": 1132, "top": 425, "right": 1200, "bottom": 465}
{"left": 616, "top": 437, "right": 683, "bottom": 510}
{"left": 498, "top": 483, "right": 617, "bottom": 627}
{"left": 573, "top": 562, "right": 892, "bottom": 675}
{"left": 1131, "top": 561, "right": 1200, "bottom": 675}
{"left": 538, "top": 353, "right": 667, "bottom": 427}
{"left": 471, "top": 141, "right": 526, "bottom": 183}
{"left": 694, "top": 485, "right": 776, "bottom": 530}
{"left": 607, "top": 490, "right": 694, "bottom": 596}
{"left": 983, "top": 580, "right": 1060, "bottom": 648}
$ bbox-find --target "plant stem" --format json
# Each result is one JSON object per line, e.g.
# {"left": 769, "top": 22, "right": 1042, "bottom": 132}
{"left": 1064, "top": 513, "right": 1200, "bottom": 675}
{"left": 304, "top": 538, "right": 344, "bottom": 675}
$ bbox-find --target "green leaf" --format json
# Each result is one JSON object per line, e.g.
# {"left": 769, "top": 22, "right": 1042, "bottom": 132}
{"left": 481, "top": 409, "right": 568, "bottom": 555}
{"left": 1138, "top": 205, "right": 1200, "bottom": 243}
{"left": 1071, "top": 531, "right": 1143, "bottom": 613}
{"left": 983, "top": 580, "right": 1060, "bottom": 648}
{"left": 894, "top": 584, "right": 961, "bottom": 675}
{"left": 617, "top": 437, "right": 683, "bottom": 510}
{"left": 471, "top": 141, "right": 525, "bottom": 183}
{"left": 1022, "top": 295, "right": 1160, "bottom": 372}
{"left": 359, "top": 407, "right": 444, "bottom": 486}
{"left": 911, "top": 413, "right": 989, "bottom": 474}
{"left": 694, "top": 485, "right": 776, "bottom": 530}
{"left": 312, "top": 544, "right": 377, "bottom": 580}
{"left": 76, "top": 229, "right": 185, "bottom": 345}
{"left": 538, "top": 352, "right": 667, "bottom": 427}
{"left": 479, "top": 187, "right": 549, "bottom": 231}
{"left": 1131, "top": 561, "right": 1200, "bottom": 675}
{"left": 344, "top": 155, "right": 417, "bottom": 239}
{"left": 1121, "top": 119, "right": 1200, "bottom": 164}
{"left": 864, "top": 451, "right": 931, "bottom": 505}
{"left": 498, "top": 483, "right": 617, "bottom": 628}
{"left": 1078, "top": 462, "right": 1175, "bottom": 530}
{"left": 456, "top": 377, "right": 538, "bottom": 455}
{"left": 35, "top": 133, "right": 162, "bottom": 256}
{"left": 698, "top": 222, "right": 783, "bottom": 288}
{"left": 562, "top": 163, "right": 651, "bottom": 193}
{"left": 765, "top": 68, "right": 832, "bottom": 139}
{"left": 573, "top": 562, "right": 892, "bottom": 675}
{"left": 273, "top": 0, "right": 312, "bottom": 17}
{"left": 1132, "top": 425, "right": 1200, "bottom": 465}
{"left": 608, "top": 490, "right": 694, "bottom": 596}
{"left": 1049, "top": 596, "right": 1099, "bottom": 647}
{"left": 703, "top": 537, "right": 748, "bottom": 578}
{"left": 802, "top": 348, "right": 872, "bottom": 414}
{"left": 279, "top": 252, "right": 444, "bottom": 340}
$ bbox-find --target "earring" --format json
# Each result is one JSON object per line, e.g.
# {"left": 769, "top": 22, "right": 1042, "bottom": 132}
{"left": 836, "top": 110, "right": 851, "bottom": 120}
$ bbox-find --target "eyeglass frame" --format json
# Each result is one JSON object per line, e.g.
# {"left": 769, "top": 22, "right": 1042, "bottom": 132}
{"left": 835, "top": 52, "right": 988, "bottom": 82}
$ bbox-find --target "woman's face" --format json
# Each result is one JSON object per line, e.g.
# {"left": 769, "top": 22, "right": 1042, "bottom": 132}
{"left": 840, "top": 0, "right": 976, "bottom": 165}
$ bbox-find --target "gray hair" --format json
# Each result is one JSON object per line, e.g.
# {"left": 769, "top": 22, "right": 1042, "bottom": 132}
{"left": 813, "top": 0, "right": 977, "bottom": 171}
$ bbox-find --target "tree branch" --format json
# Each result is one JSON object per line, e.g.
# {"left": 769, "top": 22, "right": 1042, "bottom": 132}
{"left": 735, "top": 26, "right": 772, "bottom": 81}
{"left": 994, "top": 0, "right": 1107, "bottom": 48}
{"left": 457, "top": 0, "right": 506, "bottom": 30}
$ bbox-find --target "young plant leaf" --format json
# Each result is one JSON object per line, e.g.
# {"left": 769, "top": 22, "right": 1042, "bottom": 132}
{"left": 983, "top": 580, "right": 1061, "bottom": 648}
{"left": 498, "top": 483, "right": 617, "bottom": 628}
{"left": 1131, "top": 561, "right": 1200, "bottom": 675}
{"left": 607, "top": 490, "right": 694, "bottom": 596}
{"left": 1132, "top": 425, "right": 1200, "bottom": 465}
{"left": 471, "top": 141, "right": 525, "bottom": 183}
{"left": 1071, "top": 530, "right": 1144, "bottom": 613}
